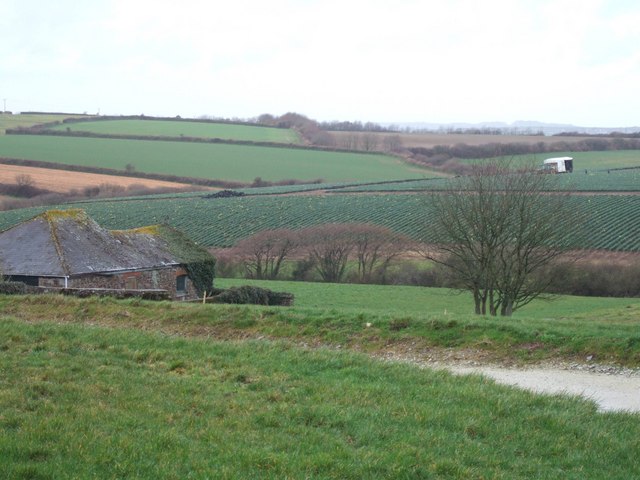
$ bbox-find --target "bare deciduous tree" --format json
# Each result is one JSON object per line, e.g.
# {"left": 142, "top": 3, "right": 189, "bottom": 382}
{"left": 382, "top": 134, "right": 403, "bottom": 153}
{"left": 424, "top": 159, "right": 579, "bottom": 316}
{"left": 14, "top": 174, "right": 35, "bottom": 188}
{"left": 351, "top": 224, "right": 409, "bottom": 282}
{"left": 299, "top": 224, "right": 355, "bottom": 283}
{"left": 361, "top": 133, "right": 379, "bottom": 151}
{"left": 341, "top": 134, "right": 359, "bottom": 150}
{"left": 234, "top": 229, "right": 299, "bottom": 280}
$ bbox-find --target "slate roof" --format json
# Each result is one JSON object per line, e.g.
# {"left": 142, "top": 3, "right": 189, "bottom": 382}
{"left": 0, "top": 209, "right": 208, "bottom": 277}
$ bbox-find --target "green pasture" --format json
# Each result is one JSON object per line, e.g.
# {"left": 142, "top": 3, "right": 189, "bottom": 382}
{"left": 533, "top": 151, "right": 640, "bottom": 171}
{"left": 466, "top": 151, "right": 640, "bottom": 171}
{"left": 0, "top": 135, "right": 426, "bottom": 183}
{"left": 49, "top": 118, "right": 302, "bottom": 144}
{"left": 0, "top": 113, "right": 86, "bottom": 135}
{"left": 2, "top": 312, "right": 639, "bottom": 479}
{"left": 216, "top": 278, "right": 640, "bottom": 319}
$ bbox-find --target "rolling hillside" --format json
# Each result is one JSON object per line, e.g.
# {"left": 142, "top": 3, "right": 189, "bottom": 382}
{"left": 49, "top": 118, "right": 303, "bottom": 143}
{"left": 0, "top": 113, "right": 89, "bottom": 134}
{"left": 0, "top": 111, "right": 438, "bottom": 186}
{"left": 0, "top": 114, "right": 638, "bottom": 254}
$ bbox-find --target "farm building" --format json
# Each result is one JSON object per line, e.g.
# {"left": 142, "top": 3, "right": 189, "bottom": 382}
{"left": 0, "top": 209, "right": 215, "bottom": 300}
{"left": 542, "top": 156, "right": 574, "bottom": 173}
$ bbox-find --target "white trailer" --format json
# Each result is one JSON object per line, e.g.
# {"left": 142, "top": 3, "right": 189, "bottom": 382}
{"left": 542, "top": 156, "right": 574, "bottom": 173}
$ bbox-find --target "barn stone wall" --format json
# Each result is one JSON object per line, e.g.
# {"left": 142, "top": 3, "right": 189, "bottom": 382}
{"left": 38, "top": 266, "right": 199, "bottom": 300}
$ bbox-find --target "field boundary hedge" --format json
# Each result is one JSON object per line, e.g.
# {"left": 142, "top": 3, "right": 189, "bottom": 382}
{"left": 409, "top": 138, "right": 640, "bottom": 161}
{"left": 0, "top": 157, "right": 245, "bottom": 188}
{"left": 60, "top": 114, "right": 286, "bottom": 129}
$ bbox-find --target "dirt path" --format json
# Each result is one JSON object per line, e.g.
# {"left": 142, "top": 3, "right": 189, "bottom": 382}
{"left": 444, "top": 365, "right": 640, "bottom": 413}
{"left": 372, "top": 346, "right": 640, "bottom": 413}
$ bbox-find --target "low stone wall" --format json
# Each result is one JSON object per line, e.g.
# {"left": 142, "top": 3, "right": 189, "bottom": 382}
{"left": 52, "top": 288, "right": 170, "bottom": 300}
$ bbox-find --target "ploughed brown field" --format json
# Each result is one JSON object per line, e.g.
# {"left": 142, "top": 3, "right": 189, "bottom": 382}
{"left": 0, "top": 164, "right": 202, "bottom": 193}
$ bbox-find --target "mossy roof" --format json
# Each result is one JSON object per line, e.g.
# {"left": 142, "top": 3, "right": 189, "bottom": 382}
{"left": 0, "top": 209, "right": 212, "bottom": 277}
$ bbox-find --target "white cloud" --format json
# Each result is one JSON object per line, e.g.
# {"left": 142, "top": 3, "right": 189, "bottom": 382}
{"left": 1, "top": 0, "right": 638, "bottom": 125}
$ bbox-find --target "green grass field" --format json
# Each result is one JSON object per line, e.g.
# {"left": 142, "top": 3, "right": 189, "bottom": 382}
{"left": 215, "top": 278, "right": 640, "bottom": 318}
{"left": 0, "top": 113, "right": 86, "bottom": 135}
{"left": 532, "top": 151, "right": 640, "bottom": 170}
{"left": 214, "top": 279, "right": 640, "bottom": 365}
{"left": 2, "top": 317, "right": 637, "bottom": 479}
{"left": 49, "top": 118, "right": 302, "bottom": 144}
{"left": 1, "top": 292, "right": 639, "bottom": 477}
{"left": 466, "top": 151, "right": 640, "bottom": 171}
{"left": 0, "top": 135, "right": 427, "bottom": 183}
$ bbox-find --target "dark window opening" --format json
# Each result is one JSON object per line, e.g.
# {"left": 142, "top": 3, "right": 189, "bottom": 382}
{"left": 6, "top": 275, "right": 39, "bottom": 286}
{"left": 176, "top": 275, "right": 187, "bottom": 293}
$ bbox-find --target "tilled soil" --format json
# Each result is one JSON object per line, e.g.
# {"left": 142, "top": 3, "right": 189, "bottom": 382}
{"left": 0, "top": 164, "right": 195, "bottom": 193}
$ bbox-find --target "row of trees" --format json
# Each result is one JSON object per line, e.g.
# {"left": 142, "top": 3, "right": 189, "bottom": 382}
{"left": 339, "top": 133, "right": 404, "bottom": 152}
{"left": 410, "top": 136, "right": 640, "bottom": 163}
{"left": 256, "top": 112, "right": 335, "bottom": 146}
{"left": 229, "top": 224, "right": 410, "bottom": 284}
{"left": 256, "top": 112, "right": 404, "bottom": 152}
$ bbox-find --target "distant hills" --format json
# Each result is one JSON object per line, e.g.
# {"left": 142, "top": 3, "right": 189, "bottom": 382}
{"left": 384, "top": 121, "right": 640, "bottom": 136}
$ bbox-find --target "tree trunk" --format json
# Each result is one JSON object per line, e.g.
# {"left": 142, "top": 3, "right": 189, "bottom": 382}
{"left": 501, "top": 300, "right": 513, "bottom": 317}
{"left": 474, "top": 290, "right": 481, "bottom": 315}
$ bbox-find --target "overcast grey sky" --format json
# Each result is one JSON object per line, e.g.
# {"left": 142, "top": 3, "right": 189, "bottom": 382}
{"left": 1, "top": 0, "right": 638, "bottom": 126}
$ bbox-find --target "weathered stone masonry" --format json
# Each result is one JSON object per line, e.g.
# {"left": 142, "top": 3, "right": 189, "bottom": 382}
{"left": 38, "top": 266, "right": 199, "bottom": 300}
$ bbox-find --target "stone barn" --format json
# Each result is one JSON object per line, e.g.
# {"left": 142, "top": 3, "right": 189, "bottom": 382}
{"left": 0, "top": 209, "right": 215, "bottom": 300}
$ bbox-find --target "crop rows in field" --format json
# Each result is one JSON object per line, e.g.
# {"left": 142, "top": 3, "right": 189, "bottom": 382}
{"left": 553, "top": 169, "right": 640, "bottom": 191}
{"left": 236, "top": 182, "right": 353, "bottom": 195}
{"left": 67, "top": 169, "right": 640, "bottom": 203}
{"left": 2, "top": 193, "right": 640, "bottom": 251}
{"left": 232, "top": 179, "right": 433, "bottom": 195}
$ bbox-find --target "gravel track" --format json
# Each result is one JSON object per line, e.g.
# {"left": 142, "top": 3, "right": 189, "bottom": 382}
{"left": 445, "top": 364, "right": 640, "bottom": 413}
{"left": 374, "top": 347, "right": 640, "bottom": 413}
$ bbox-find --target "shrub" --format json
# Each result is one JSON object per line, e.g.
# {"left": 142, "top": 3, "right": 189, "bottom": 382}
{"left": 291, "top": 258, "right": 317, "bottom": 282}
{"left": 543, "top": 261, "right": 640, "bottom": 297}
{"left": 214, "top": 286, "right": 294, "bottom": 306}
{"left": 0, "top": 281, "right": 38, "bottom": 295}
{"left": 389, "top": 318, "right": 411, "bottom": 331}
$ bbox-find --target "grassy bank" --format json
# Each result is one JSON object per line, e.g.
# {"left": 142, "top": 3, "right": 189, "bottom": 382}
{"left": 1, "top": 288, "right": 639, "bottom": 366}
{"left": 1, "top": 316, "right": 639, "bottom": 479}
